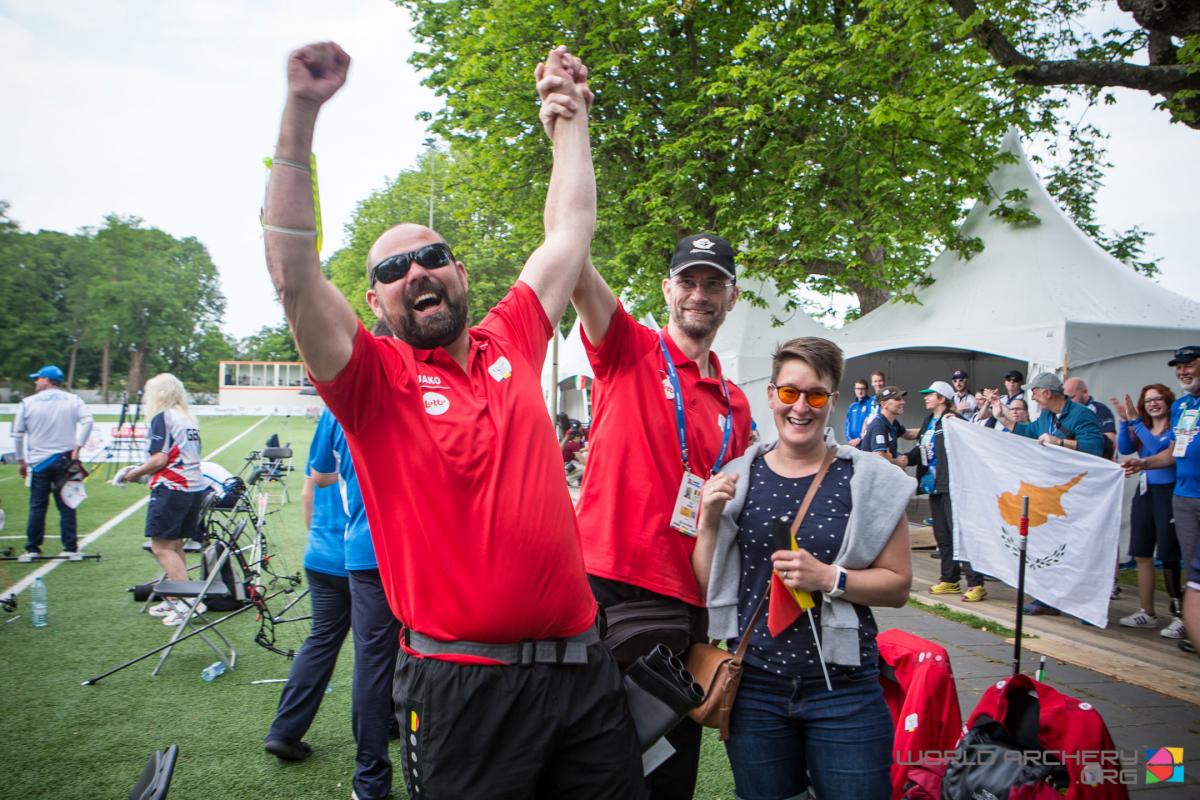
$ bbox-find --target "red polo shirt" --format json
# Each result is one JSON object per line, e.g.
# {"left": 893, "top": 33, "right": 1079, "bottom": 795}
{"left": 575, "top": 304, "right": 752, "bottom": 606}
{"left": 313, "top": 282, "right": 596, "bottom": 653}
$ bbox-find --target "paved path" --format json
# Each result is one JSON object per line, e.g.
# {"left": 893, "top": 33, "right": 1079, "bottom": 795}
{"left": 878, "top": 601, "right": 1199, "bottom": 796}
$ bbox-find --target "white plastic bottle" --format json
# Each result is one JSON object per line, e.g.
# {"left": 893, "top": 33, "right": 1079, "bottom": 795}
{"left": 30, "top": 577, "right": 48, "bottom": 628}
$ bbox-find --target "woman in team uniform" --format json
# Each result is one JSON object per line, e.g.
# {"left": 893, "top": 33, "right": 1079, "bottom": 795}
{"left": 116, "top": 373, "right": 208, "bottom": 626}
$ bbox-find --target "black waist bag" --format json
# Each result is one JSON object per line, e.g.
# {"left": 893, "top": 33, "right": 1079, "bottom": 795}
{"left": 602, "top": 599, "right": 693, "bottom": 671}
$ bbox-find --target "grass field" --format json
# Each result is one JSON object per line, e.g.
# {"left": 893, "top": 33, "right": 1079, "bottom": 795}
{"left": 0, "top": 414, "right": 737, "bottom": 799}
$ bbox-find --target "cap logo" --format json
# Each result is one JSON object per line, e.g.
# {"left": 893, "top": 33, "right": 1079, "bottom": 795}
{"left": 691, "top": 237, "right": 715, "bottom": 252}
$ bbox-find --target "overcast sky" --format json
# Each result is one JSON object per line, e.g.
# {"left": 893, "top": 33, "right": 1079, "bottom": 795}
{"left": 2, "top": 0, "right": 1195, "bottom": 339}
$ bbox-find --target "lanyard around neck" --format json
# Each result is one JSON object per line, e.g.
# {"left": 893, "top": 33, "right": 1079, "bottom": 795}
{"left": 658, "top": 332, "right": 733, "bottom": 474}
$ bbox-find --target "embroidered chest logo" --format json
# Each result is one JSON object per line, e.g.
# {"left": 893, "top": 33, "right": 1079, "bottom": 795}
{"left": 487, "top": 356, "right": 513, "bottom": 382}
{"left": 417, "top": 374, "right": 444, "bottom": 387}
{"left": 660, "top": 371, "right": 675, "bottom": 401}
{"left": 422, "top": 392, "right": 451, "bottom": 416}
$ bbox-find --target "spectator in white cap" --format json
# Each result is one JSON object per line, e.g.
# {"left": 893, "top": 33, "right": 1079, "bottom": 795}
{"left": 906, "top": 381, "right": 986, "bottom": 602}
{"left": 13, "top": 365, "right": 93, "bottom": 561}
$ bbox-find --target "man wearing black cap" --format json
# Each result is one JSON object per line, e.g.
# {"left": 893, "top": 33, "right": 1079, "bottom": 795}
{"left": 950, "top": 370, "right": 977, "bottom": 417}
{"left": 12, "top": 365, "right": 94, "bottom": 561}
{"left": 1001, "top": 370, "right": 1025, "bottom": 406}
{"left": 859, "top": 385, "right": 916, "bottom": 466}
{"left": 1126, "top": 346, "right": 1200, "bottom": 652}
{"left": 568, "top": 233, "right": 752, "bottom": 798}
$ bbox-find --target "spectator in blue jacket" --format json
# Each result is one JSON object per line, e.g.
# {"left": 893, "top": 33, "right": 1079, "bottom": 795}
{"left": 1113, "top": 384, "right": 1181, "bottom": 636}
{"left": 843, "top": 378, "right": 872, "bottom": 447}
{"left": 991, "top": 372, "right": 1104, "bottom": 457}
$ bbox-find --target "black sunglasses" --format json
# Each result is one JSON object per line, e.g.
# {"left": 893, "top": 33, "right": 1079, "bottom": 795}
{"left": 370, "top": 243, "right": 455, "bottom": 285}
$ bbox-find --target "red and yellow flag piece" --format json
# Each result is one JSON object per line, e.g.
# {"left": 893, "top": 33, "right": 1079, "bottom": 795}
{"left": 767, "top": 530, "right": 817, "bottom": 637}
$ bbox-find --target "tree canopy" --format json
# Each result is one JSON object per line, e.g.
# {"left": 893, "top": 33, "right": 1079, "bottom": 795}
{"left": 394, "top": 0, "right": 1163, "bottom": 319}
{"left": 0, "top": 205, "right": 232, "bottom": 397}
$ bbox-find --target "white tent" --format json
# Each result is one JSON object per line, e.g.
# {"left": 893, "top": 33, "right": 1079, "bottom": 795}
{"left": 836, "top": 127, "right": 1200, "bottom": 422}
{"left": 711, "top": 277, "right": 831, "bottom": 436}
{"left": 835, "top": 128, "right": 1200, "bottom": 556}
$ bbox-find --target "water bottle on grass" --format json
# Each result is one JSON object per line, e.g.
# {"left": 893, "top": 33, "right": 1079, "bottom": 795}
{"left": 30, "top": 577, "right": 48, "bottom": 628}
{"left": 201, "top": 661, "right": 227, "bottom": 682}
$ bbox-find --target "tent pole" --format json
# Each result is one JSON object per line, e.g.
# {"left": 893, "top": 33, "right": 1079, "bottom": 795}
{"left": 1012, "top": 495, "right": 1030, "bottom": 676}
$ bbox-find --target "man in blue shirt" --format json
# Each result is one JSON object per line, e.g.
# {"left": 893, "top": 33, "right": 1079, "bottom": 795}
{"left": 991, "top": 373, "right": 1104, "bottom": 457}
{"left": 264, "top": 411, "right": 351, "bottom": 762}
{"left": 1126, "top": 345, "right": 1200, "bottom": 652}
{"left": 859, "top": 385, "right": 915, "bottom": 466}
{"left": 843, "top": 378, "right": 872, "bottom": 447}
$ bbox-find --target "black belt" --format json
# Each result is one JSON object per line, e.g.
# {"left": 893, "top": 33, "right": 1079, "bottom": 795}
{"left": 404, "top": 625, "right": 600, "bottom": 666}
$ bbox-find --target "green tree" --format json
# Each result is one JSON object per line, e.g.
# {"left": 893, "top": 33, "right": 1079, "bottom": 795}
{"left": 237, "top": 322, "right": 300, "bottom": 362}
{"left": 946, "top": 0, "right": 1200, "bottom": 128}
{"left": 396, "top": 0, "right": 1158, "bottom": 318}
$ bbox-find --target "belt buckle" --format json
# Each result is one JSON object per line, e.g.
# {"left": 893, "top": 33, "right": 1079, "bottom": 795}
{"left": 517, "top": 640, "right": 535, "bottom": 667}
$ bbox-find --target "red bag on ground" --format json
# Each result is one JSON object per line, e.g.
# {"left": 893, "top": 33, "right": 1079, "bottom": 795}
{"left": 877, "top": 629, "right": 964, "bottom": 799}
{"left": 965, "top": 673, "right": 1129, "bottom": 800}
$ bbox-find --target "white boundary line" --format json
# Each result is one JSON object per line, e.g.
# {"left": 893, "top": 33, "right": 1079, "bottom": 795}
{"left": 1, "top": 416, "right": 270, "bottom": 601}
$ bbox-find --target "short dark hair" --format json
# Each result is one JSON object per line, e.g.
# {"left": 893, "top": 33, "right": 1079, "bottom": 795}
{"left": 854, "top": 378, "right": 869, "bottom": 389}
{"left": 771, "top": 337, "right": 844, "bottom": 388}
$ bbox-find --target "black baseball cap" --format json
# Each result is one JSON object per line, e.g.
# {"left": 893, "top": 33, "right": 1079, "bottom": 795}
{"left": 1168, "top": 345, "right": 1200, "bottom": 366}
{"left": 668, "top": 234, "right": 736, "bottom": 280}
{"left": 951, "top": 370, "right": 968, "bottom": 380}
{"left": 878, "top": 386, "right": 907, "bottom": 401}
{"left": 1004, "top": 370, "right": 1024, "bottom": 384}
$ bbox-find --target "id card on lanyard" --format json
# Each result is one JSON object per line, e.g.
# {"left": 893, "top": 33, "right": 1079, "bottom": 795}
{"left": 1175, "top": 404, "right": 1199, "bottom": 458}
{"left": 660, "top": 333, "right": 733, "bottom": 536}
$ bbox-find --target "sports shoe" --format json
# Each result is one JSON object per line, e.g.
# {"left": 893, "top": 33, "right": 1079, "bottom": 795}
{"left": 1022, "top": 600, "right": 1061, "bottom": 616}
{"left": 1119, "top": 609, "right": 1159, "bottom": 629}
{"left": 1180, "top": 638, "right": 1197, "bottom": 655}
{"left": 16, "top": 551, "right": 36, "bottom": 563}
{"left": 264, "top": 738, "right": 313, "bottom": 762}
{"left": 929, "top": 581, "right": 961, "bottom": 594}
{"left": 147, "top": 601, "right": 175, "bottom": 618}
{"left": 1160, "top": 618, "right": 1187, "bottom": 639}
{"left": 961, "top": 586, "right": 987, "bottom": 603}
{"left": 162, "top": 599, "right": 207, "bottom": 626}
{"left": 1111, "top": 580, "right": 1121, "bottom": 600}
{"left": 59, "top": 550, "right": 83, "bottom": 561}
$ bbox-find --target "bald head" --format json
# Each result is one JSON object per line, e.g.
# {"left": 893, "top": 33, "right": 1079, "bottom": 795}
{"left": 1063, "top": 377, "right": 1088, "bottom": 404}
{"left": 365, "top": 224, "right": 448, "bottom": 280}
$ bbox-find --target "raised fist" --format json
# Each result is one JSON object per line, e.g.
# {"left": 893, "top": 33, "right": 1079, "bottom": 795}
{"left": 287, "top": 41, "right": 351, "bottom": 106}
{"left": 535, "top": 46, "right": 593, "bottom": 139}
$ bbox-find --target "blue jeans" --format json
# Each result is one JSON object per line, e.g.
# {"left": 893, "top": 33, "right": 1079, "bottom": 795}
{"left": 266, "top": 569, "right": 352, "bottom": 743}
{"left": 724, "top": 663, "right": 893, "bottom": 800}
{"left": 25, "top": 456, "right": 76, "bottom": 553}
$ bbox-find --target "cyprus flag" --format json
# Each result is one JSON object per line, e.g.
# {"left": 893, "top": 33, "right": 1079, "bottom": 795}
{"left": 942, "top": 416, "right": 1124, "bottom": 627}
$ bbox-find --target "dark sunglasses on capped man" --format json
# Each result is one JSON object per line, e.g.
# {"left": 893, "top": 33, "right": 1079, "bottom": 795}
{"left": 370, "top": 243, "right": 455, "bottom": 285}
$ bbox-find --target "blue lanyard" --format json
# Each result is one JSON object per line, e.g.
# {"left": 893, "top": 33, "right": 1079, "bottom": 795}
{"left": 659, "top": 332, "right": 734, "bottom": 474}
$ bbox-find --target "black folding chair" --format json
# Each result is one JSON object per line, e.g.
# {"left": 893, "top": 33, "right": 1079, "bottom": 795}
{"left": 129, "top": 744, "right": 178, "bottom": 800}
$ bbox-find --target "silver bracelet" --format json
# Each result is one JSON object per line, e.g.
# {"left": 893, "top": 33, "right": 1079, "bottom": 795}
{"left": 262, "top": 223, "right": 317, "bottom": 237}
{"left": 271, "top": 157, "right": 311, "bottom": 172}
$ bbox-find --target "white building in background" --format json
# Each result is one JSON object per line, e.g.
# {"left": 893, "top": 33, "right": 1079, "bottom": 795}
{"left": 217, "top": 360, "right": 324, "bottom": 412}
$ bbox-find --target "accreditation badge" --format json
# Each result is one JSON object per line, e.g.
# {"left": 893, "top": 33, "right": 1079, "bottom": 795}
{"left": 669, "top": 471, "right": 705, "bottom": 537}
{"left": 1174, "top": 409, "right": 1198, "bottom": 457}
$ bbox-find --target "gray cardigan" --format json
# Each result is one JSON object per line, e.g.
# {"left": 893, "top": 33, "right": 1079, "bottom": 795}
{"left": 705, "top": 442, "right": 915, "bottom": 666}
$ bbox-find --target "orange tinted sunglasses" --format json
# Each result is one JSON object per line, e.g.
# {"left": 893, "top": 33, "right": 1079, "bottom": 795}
{"left": 771, "top": 384, "right": 834, "bottom": 408}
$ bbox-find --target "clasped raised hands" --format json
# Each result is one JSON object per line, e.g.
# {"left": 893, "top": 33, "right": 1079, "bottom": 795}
{"left": 535, "top": 46, "right": 593, "bottom": 138}
{"left": 287, "top": 41, "right": 351, "bottom": 107}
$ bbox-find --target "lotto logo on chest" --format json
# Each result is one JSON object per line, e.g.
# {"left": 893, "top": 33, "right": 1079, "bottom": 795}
{"left": 423, "top": 392, "right": 450, "bottom": 416}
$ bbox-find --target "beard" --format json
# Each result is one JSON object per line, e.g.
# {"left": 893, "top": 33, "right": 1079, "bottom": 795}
{"left": 670, "top": 301, "right": 728, "bottom": 340}
{"left": 388, "top": 276, "right": 469, "bottom": 350}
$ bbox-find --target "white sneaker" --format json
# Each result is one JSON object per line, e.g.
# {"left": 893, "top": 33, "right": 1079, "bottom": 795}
{"left": 59, "top": 550, "right": 83, "bottom": 561}
{"left": 161, "top": 599, "right": 206, "bottom": 626}
{"left": 1119, "top": 609, "right": 1159, "bottom": 628}
{"left": 16, "top": 551, "right": 36, "bottom": 563}
{"left": 147, "top": 601, "right": 175, "bottom": 618}
{"left": 1160, "top": 618, "right": 1187, "bottom": 639}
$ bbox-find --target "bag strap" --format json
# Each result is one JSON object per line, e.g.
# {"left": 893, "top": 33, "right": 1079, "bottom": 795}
{"left": 731, "top": 446, "right": 838, "bottom": 661}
